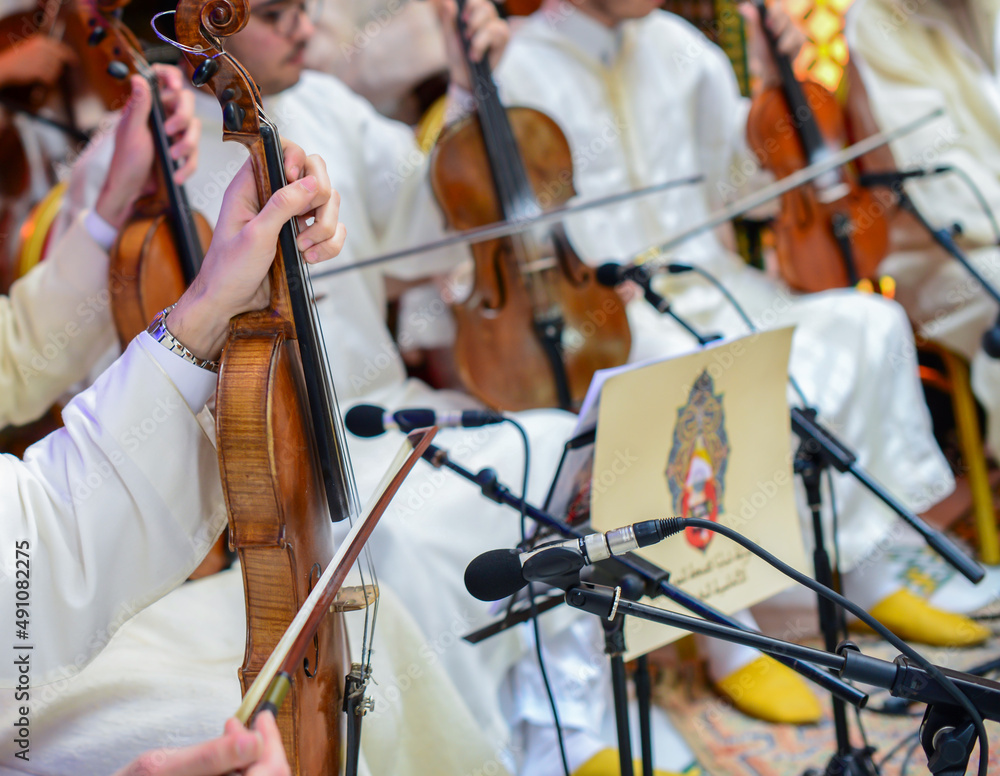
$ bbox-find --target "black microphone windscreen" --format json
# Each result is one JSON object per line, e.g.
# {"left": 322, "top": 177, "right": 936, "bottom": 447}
{"left": 344, "top": 404, "right": 387, "bottom": 438}
{"left": 984, "top": 318, "right": 1000, "bottom": 359}
{"left": 465, "top": 549, "right": 527, "bottom": 602}
{"left": 595, "top": 263, "right": 625, "bottom": 288}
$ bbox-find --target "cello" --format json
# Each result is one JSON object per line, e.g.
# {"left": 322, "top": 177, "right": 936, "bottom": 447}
{"left": 745, "top": 0, "right": 889, "bottom": 293}
{"left": 430, "top": 0, "right": 630, "bottom": 412}
{"left": 85, "top": 0, "right": 213, "bottom": 345}
{"left": 174, "top": 0, "right": 365, "bottom": 769}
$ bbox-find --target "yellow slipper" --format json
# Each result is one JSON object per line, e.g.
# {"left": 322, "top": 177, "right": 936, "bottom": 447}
{"left": 714, "top": 655, "right": 822, "bottom": 724}
{"left": 858, "top": 589, "right": 991, "bottom": 647}
{"left": 572, "top": 748, "right": 694, "bottom": 776}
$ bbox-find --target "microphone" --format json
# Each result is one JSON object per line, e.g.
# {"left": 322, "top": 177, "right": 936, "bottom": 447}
{"left": 858, "top": 165, "right": 952, "bottom": 188}
{"left": 464, "top": 518, "right": 682, "bottom": 601}
{"left": 345, "top": 404, "right": 504, "bottom": 438}
{"left": 596, "top": 261, "right": 722, "bottom": 345}
{"left": 983, "top": 313, "right": 1000, "bottom": 359}
{"left": 595, "top": 262, "right": 652, "bottom": 288}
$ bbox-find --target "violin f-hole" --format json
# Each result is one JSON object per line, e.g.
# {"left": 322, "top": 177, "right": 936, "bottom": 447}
{"left": 303, "top": 562, "right": 322, "bottom": 679}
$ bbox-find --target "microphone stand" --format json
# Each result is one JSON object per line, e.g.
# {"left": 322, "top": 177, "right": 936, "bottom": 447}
{"left": 663, "top": 263, "right": 983, "bottom": 583}
{"left": 623, "top": 280, "right": 981, "bottom": 776}
{"left": 628, "top": 275, "right": 723, "bottom": 347}
{"left": 566, "top": 582, "right": 1000, "bottom": 776}
{"left": 890, "top": 188, "right": 1000, "bottom": 359}
{"left": 422, "top": 442, "right": 866, "bottom": 775}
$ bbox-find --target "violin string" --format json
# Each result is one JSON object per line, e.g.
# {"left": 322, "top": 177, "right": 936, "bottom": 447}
{"left": 265, "top": 105, "right": 380, "bottom": 666}
{"left": 150, "top": 10, "right": 221, "bottom": 56}
{"left": 260, "top": 104, "right": 378, "bottom": 670}
{"left": 361, "top": 544, "right": 379, "bottom": 671}
{"left": 471, "top": 59, "right": 550, "bottom": 312}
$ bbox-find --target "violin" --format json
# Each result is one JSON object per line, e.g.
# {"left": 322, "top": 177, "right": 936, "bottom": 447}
{"left": 0, "top": 0, "right": 129, "bottom": 288}
{"left": 429, "top": 0, "right": 630, "bottom": 412}
{"left": 745, "top": 0, "right": 889, "bottom": 293}
{"left": 84, "top": 0, "right": 225, "bottom": 577}
{"left": 175, "top": 0, "right": 378, "bottom": 767}
{"left": 85, "top": 0, "right": 213, "bottom": 346}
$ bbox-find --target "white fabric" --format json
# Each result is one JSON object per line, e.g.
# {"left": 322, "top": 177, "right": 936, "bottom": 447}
{"left": 847, "top": 0, "right": 1000, "bottom": 457}
{"left": 0, "top": 213, "right": 115, "bottom": 428}
{"left": 81, "top": 210, "right": 117, "bottom": 253}
{"left": 495, "top": 4, "right": 955, "bottom": 570}
{"left": 0, "top": 336, "right": 227, "bottom": 688}
{"left": 138, "top": 331, "right": 218, "bottom": 413}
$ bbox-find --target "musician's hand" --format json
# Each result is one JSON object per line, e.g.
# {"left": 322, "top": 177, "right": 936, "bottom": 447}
{"left": 110, "top": 713, "right": 289, "bottom": 775}
{"left": 111, "top": 717, "right": 265, "bottom": 776}
{"left": 154, "top": 63, "right": 200, "bottom": 185}
{"left": 243, "top": 712, "right": 291, "bottom": 775}
{"left": 0, "top": 36, "right": 76, "bottom": 89}
{"left": 95, "top": 67, "right": 201, "bottom": 229}
{"left": 431, "top": 0, "right": 509, "bottom": 91}
{"left": 741, "top": 2, "right": 805, "bottom": 90}
{"left": 281, "top": 141, "right": 343, "bottom": 257}
{"left": 166, "top": 148, "right": 345, "bottom": 361}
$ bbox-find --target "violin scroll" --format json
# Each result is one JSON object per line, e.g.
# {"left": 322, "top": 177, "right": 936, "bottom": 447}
{"left": 175, "top": 0, "right": 260, "bottom": 144}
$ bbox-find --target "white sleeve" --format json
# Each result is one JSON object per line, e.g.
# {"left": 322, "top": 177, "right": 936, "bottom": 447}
{"left": 694, "top": 41, "right": 769, "bottom": 208}
{"left": 0, "top": 213, "right": 116, "bottom": 428}
{"left": 137, "top": 332, "right": 217, "bottom": 413}
{"left": 0, "top": 337, "right": 227, "bottom": 686}
{"left": 847, "top": 2, "right": 1000, "bottom": 245}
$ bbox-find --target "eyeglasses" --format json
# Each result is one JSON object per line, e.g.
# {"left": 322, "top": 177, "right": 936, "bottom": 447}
{"left": 252, "top": 0, "right": 322, "bottom": 36}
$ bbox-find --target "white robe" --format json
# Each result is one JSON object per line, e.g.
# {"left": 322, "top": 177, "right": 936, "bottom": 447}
{"left": 0, "top": 330, "right": 227, "bottom": 690}
{"left": 0, "top": 211, "right": 226, "bottom": 692}
{"left": 0, "top": 215, "right": 114, "bottom": 428}
{"left": 847, "top": 0, "right": 1000, "bottom": 457}
{"left": 495, "top": 4, "right": 955, "bottom": 569}
{"left": 35, "top": 70, "right": 603, "bottom": 774}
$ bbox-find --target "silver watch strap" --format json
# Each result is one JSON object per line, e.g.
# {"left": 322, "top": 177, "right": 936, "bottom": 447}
{"left": 146, "top": 305, "right": 220, "bottom": 373}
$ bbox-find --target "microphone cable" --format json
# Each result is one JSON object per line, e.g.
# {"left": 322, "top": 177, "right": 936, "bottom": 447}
{"left": 943, "top": 166, "right": 1000, "bottom": 245}
{"left": 656, "top": 517, "right": 989, "bottom": 776}
{"left": 665, "top": 261, "right": 811, "bottom": 407}
{"left": 504, "top": 416, "right": 570, "bottom": 776}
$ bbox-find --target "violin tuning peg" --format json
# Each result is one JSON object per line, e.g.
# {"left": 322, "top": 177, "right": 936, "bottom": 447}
{"left": 223, "top": 101, "right": 247, "bottom": 132}
{"left": 87, "top": 26, "right": 106, "bottom": 46}
{"left": 107, "top": 61, "right": 129, "bottom": 80}
{"left": 191, "top": 58, "right": 220, "bottom": 87}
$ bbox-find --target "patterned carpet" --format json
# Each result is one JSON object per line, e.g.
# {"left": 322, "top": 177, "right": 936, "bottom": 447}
{"left": 653, "top": 596, "right": 1000, "bottom": 775}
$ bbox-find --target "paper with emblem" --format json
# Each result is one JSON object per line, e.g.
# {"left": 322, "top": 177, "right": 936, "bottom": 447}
{"left": 590, "top": 327, "right": 806, "bottom": 659}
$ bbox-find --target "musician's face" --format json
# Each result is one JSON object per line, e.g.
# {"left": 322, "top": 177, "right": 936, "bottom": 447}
{"left": 574, "top": 0, "right": 663, "bottom": 25}
{"left": 227, "top": 0, "right": 317, "bottom": 95}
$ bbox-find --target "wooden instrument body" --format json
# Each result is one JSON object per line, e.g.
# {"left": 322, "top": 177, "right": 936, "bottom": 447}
{"left": 109, "top": 208, "right": 213, "bottom": 343}
{"left": 216, "top": 326, "right": 347, "bottom": 774}
{"left": 431, "top": 106, "right": 631, "bottom": 411}
{"left": 176, "top": 1, "right": 357, "bottom": 768}
{"left": 85, "top": 1, "right": 215, "bottom": 344}
{"left": 747, "top": 80, "right": 889, "bottom": 292}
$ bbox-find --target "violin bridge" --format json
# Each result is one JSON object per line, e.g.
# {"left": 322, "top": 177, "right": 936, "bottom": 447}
{"left": 330, "top": 584, "right": 379, "bottom": 612}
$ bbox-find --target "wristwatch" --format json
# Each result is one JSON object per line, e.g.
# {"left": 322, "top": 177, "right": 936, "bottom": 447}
{"left": 146, "top": 305, "right": 220, "bottom": 373}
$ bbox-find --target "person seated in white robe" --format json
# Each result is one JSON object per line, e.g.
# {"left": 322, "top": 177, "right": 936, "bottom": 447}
{"left": 487, "top": 0, "right": 991, "bottom": 726}
{"left": 0, "top": 65, "right": 353, "bottom": 774}
{"left": 847, "top": 0, "right": 1000, "bottom": 478}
